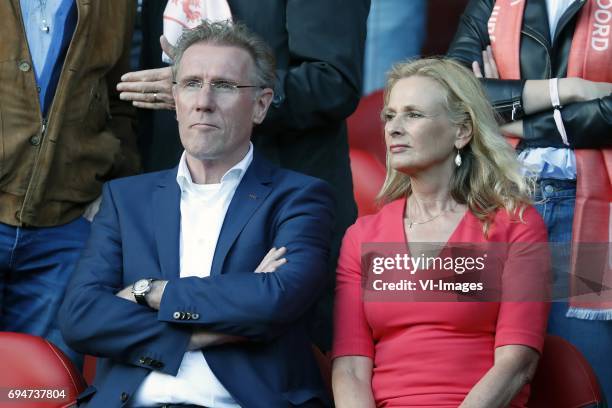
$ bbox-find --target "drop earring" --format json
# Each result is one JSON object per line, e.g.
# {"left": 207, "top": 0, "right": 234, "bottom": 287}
{"left": 454, "top": 150, "right": 462, "bottom": 167}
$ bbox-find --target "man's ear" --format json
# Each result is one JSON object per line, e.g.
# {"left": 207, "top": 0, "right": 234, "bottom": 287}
{"left": 455, "top": 120, "right": 473, "bottom": 150}
{"left": 253, "top": 88, "right": 274, "bottom": 124}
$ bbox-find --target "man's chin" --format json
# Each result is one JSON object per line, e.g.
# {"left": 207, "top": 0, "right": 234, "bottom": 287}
{"left": 184, "top": 147, "right": 222, "bottom": 162}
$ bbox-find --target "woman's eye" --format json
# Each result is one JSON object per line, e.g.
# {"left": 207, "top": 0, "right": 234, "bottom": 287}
{"left": 382, "top": 113, "right": 394, "bottom": 122}
{"left": 406, "top": 111, "right": 424, "bottom": 119}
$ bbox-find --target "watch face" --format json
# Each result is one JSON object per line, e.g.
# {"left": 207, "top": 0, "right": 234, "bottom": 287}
{"left": 134, "top": 279, "right": 150, "bottom": 292}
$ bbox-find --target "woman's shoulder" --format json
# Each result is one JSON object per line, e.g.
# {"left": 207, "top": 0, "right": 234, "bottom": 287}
{"left": 489, "top": 204, "right": 548, "bottom": 242}
{"left": 352, "top": 199, "right": 404, "bottom": 228}
{"left": 345, "top": 199, "right": 405, "bottom": 240}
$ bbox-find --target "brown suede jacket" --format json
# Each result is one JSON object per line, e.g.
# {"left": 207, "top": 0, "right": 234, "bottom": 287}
{"left": 0, "top": 0, "right": 139, "bottom": 227}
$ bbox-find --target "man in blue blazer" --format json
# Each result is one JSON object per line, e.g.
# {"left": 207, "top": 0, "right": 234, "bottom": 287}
{"left": 59, "top": 21, "right": 334, "bottom": 408}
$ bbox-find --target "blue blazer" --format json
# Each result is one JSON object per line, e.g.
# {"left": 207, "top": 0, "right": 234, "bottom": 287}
{"left": 59, "top": 154, "right": 335, "bottom": 407}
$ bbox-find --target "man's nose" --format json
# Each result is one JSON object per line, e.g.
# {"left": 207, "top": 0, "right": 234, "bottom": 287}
{"left": 194, "top": 84, "right": 216, "bottom": 112}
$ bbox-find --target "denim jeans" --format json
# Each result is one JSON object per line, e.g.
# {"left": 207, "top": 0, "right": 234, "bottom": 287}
{"left": 363, "top": 0, "right": 427, "bottom": 95}
{"left": 0, "top": 217, "right": 90, "bottom": 368}
{"left": 534, "top": 178, "right": 612, "bottom": 402}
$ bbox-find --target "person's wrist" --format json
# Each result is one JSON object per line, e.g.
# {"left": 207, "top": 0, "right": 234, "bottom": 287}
{"left": 559, "top": 77, "right": 581, "bottom": 104}
{"left": 145, "top": 280, "right": 167, "bottom": 310}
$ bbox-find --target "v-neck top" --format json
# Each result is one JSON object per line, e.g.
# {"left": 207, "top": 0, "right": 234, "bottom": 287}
{"left": 332, "top": 198, "right": 550, "bottom": 407}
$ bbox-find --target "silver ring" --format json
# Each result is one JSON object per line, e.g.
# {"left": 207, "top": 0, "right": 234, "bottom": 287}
{"left": 153, "top": 93, "right": 158, "bottom": 102}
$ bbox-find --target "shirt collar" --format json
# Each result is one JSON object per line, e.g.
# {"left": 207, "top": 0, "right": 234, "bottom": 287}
{"left": 176, "top": 142, "right": 253, "bottom": 193}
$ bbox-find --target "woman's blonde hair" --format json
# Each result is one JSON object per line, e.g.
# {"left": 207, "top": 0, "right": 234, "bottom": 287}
{"left": 377, "top": 57, "right": 533, "bottom": 235}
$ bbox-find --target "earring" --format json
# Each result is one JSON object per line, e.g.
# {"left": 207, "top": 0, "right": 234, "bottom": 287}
{"left": 454, "top": 150, "right": 462, "bottom": 167}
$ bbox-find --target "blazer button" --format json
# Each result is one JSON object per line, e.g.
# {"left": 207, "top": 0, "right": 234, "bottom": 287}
{"left": 139, "top": 357, "right": 146, "bottom": 364}
{"left": 29, "top": 135, "right": 41, "bottom": 146}
{"left": 180, "top": 312, "right": 186, "bottom": 320}
{"left": 120, "top": 392, "right": 129, "bottom": 402}
{"left": 173, "top": 311, "right": 181, "bottom": 319}
{"left": 185, "top": 312, "right": 192, "bottom": 320}
{"left": 18, "top": 61, "right": 31, "bottom": 72}
{"left": 191, "top": 313, "right": 200, "bottom": 320}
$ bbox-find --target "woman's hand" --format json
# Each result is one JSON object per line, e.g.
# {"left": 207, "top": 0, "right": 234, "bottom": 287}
{"left": 471, "top": 48, "right": 524, "bottom": 136}
{"left": 116, "top": 36, "right": 176, "bottom": 110}
{"left": 563, "top": 77, "right": 612, "bottom": 103}
{"left": 459, "top": 344, "right": 539, "bottom": 408}
{"left": 254, "top": 247, "right": 287, "bottom": 273}
{"left": 470, "top": 46, "right": 611, "bottom": 116}
{"left": 472, "top": 45, "right": 499, "bottom": 79}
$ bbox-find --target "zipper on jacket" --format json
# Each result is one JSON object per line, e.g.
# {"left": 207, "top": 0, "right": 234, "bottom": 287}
{"left": 494, "top": 102, "right": 515, "bottom": 110}
{"left": 40, "top": 117, "right": 48, "bottom": 143}
{"left": 492, "top": 101, "right": 517, "bottom": 119}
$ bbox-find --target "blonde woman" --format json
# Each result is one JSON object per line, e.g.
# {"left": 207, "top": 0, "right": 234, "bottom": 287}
{"left": 332, "top": 58, "right": 550, "bottom": 408}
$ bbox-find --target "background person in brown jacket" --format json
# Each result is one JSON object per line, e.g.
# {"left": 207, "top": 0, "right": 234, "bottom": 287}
{"left": 0, "top": 0, "right": 139, "bottom": 367}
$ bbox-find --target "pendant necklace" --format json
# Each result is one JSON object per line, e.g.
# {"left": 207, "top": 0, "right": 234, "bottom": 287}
{"left": 39, "top": 0, "right": 50, "bottom": 33}
{"left": 406, "top": 198, "right": 455, "bottom": 229}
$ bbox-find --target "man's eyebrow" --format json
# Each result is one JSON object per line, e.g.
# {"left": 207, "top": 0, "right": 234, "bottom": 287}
{"left": 178, "top": 73, "right": 241, "bottom": 82}
{"left": 176, "top": 74, "right": 201, "bottom": 82}
{"left": 208, "top": 76, "right": 240, "bottom": 83}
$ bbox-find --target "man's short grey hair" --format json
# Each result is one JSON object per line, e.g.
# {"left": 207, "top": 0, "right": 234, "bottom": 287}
{"left": 172, "top": 21, "right": 276, "bottom": 89}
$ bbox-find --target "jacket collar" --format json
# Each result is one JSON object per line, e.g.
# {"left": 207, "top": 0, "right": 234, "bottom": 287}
{"left": 152, "top": 151, "right": 273, "bottom": 279}
{"left": 523, "top": 0, "right": 585, "bottom": 49}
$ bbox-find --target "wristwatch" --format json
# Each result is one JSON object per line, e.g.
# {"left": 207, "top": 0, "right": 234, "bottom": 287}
{"left": 132, "top": 278, "right": 154, "bottom": 306}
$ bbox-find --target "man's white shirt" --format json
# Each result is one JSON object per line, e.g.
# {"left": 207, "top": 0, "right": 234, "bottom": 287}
{"left": 131, "top": 145, "right": 253, "bottom": 407}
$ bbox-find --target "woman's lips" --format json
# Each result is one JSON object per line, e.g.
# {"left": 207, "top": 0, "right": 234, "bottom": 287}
{"left": 389, "top": 144, "right": 410, "bottom": 153}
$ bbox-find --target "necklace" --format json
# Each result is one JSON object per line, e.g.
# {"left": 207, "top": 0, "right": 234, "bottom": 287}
{"left": 405, "top": 198, "right": 456, "bottom": 229}
{"left": 38, "top": 0, "right": 50, "bottom": 33}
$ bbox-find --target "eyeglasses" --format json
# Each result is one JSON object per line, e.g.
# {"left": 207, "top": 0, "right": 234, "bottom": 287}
{"left": 173, "top": 79, "right": 263, "bottom": 96}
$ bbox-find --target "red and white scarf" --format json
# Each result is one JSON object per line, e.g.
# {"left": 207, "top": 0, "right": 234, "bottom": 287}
{"left": 489, "top": 0, "right": 612, "bottom": 319}
{"left": 162, "top": 0, "right": 233, "bottom": 63}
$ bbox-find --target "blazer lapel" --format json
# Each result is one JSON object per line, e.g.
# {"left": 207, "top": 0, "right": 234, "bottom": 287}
{"left": 210, "top": 154, "right": 273, "bottom": 276}
{"left": 152, "top": 168, "right": 181, "bottom": 279}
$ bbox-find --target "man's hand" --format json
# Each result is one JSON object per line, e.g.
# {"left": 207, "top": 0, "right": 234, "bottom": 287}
{"left": 115, "top": 285, "right": 136, "bottom": 302}
{"left": 255, "top": 247, "right": 287, "bottom": 273}
{"left": 117, "top": 36, "right": 176, "bottom": 110}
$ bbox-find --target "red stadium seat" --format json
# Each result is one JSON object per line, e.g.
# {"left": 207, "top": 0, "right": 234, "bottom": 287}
{"left": 83, "top": 355, "right": 97, "bottom": 385}
{"left": 528, "top": 335, "right": 605, "bottom": 408}
{"left": 347, "top": 90, "right": 386, "bottom": 216}
{"left": 0, "top": 332, "right": 86, "bottom": 408}
{"left": 347, "top": 90, "right": 386, "bottom": 165}
{"left": 349, "top": 149, "right": 386, "bottom": 217}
